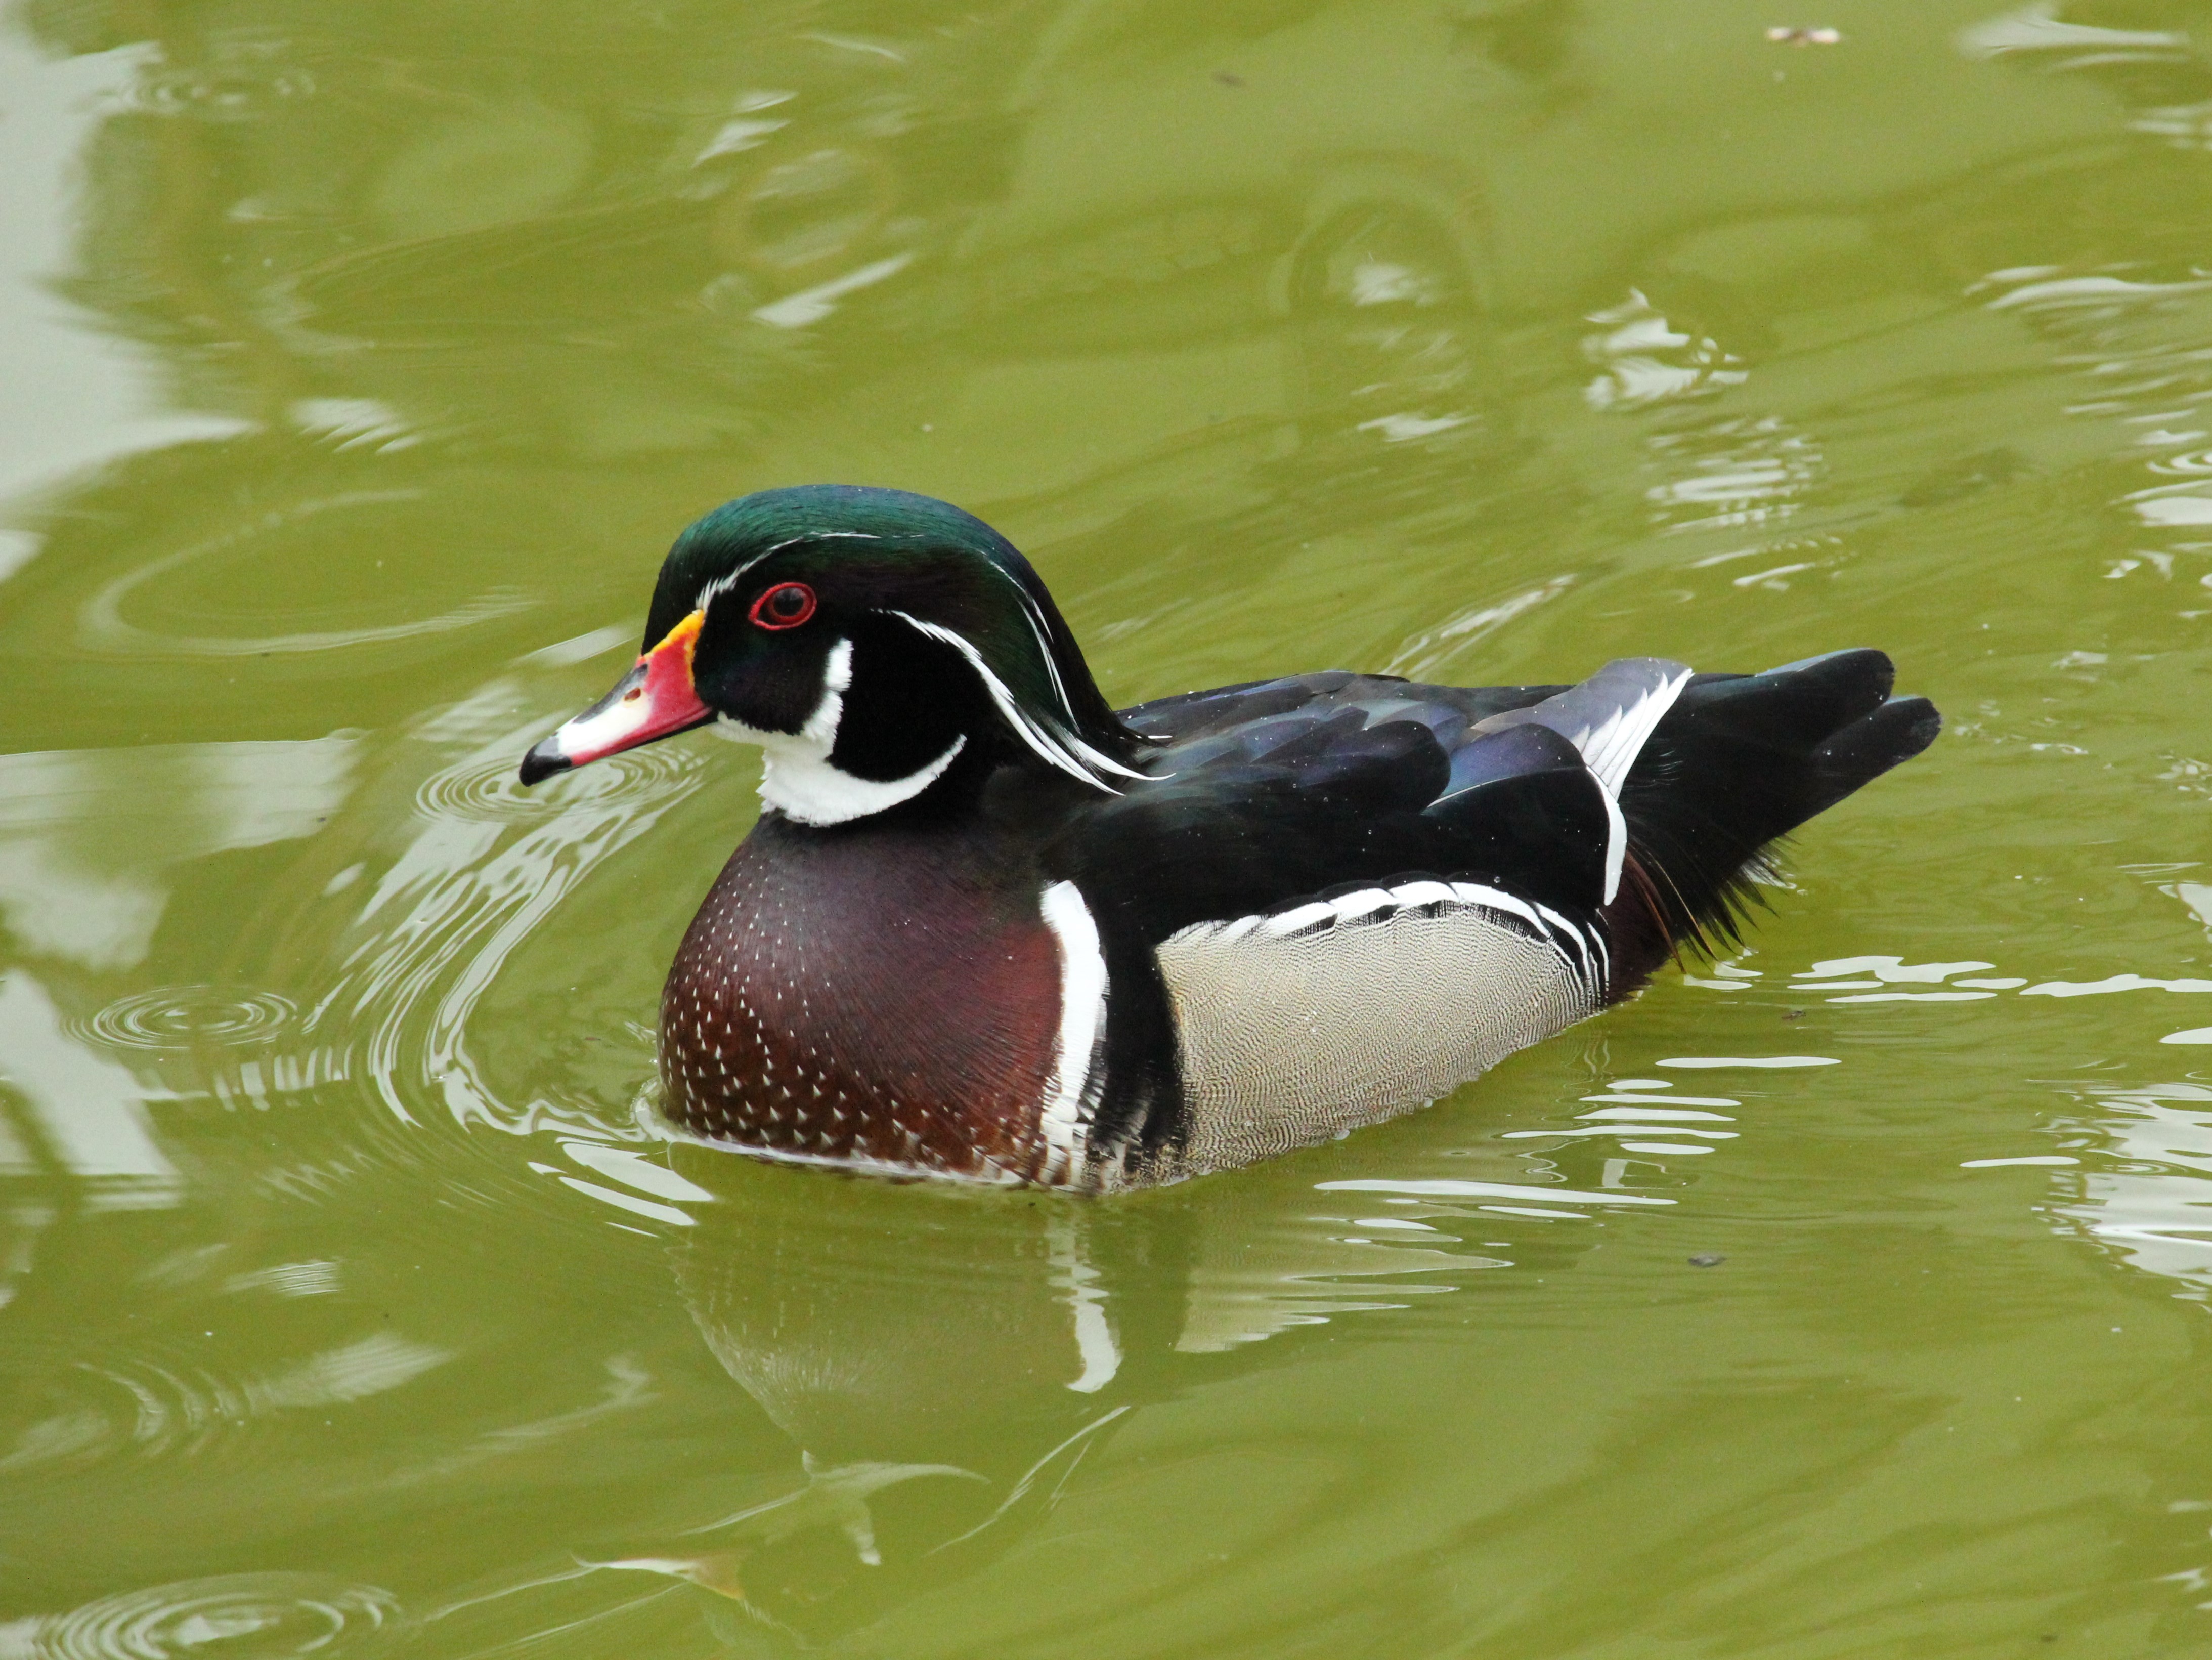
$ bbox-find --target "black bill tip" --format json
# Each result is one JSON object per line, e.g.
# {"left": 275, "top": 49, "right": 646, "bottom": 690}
{"left": 517, "top": 739, "right": 572, "bottom": 787}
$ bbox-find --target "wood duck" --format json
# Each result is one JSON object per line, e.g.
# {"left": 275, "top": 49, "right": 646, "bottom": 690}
{"left": 519, "top": 485, "right": 1939, "bottom": 1191}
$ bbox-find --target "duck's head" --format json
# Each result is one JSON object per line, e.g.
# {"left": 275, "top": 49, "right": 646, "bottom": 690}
{"left": 518, "top": 485, "right": 1144, "bottom": 824}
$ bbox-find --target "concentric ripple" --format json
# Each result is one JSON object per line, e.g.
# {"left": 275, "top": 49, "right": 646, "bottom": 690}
{"left": 411, "top": 743, "right": 697, "bottom": 826}
{"left": 75, "top": 487, "right": 532, "bottom": 660}
{"left": 12, "top": 1573, "right": 399, "bottom": 1659}
{"left": 4, "top": 1334, "right": 454, "bottom": 1473}
{"left": 77, "top": 989, "right": 299, "bottom": 1055}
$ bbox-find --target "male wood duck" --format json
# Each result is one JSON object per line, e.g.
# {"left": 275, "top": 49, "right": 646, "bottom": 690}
{"left": 519, "top": 485, "right": 1939, "bottom": 1191}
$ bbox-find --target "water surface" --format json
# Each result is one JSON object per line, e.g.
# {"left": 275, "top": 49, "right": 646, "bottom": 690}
{"left": 6, "top": 2, "right": 2212, "bottom": 1653}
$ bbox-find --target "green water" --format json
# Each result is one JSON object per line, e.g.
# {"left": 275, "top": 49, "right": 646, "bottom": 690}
{"left": 5, "top": 0, "right": 2212, "bottom": 1652}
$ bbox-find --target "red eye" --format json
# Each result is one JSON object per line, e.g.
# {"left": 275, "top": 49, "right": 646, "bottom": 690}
{"left": 748, "top": 582, "right": 816, "bottom": 630}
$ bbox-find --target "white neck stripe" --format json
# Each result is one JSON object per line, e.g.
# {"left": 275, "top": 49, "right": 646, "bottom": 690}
{"left": 757, "top": 732, "right": 966, "bottom": 825}
{"left": 709, "top": 636, "right": 965, "bottom": 825}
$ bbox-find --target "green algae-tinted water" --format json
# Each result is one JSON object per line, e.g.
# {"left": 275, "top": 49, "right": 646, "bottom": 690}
{"left": 6, "top": 2, "right": 2212, "bottom": 1652}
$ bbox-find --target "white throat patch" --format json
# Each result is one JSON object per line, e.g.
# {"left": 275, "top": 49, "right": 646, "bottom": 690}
{"left": 711, "top": 636, "right": 967, "bottom": 826}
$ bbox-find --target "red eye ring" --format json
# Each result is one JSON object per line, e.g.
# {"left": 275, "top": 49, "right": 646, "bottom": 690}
{"left": 748, "top": 582, "right": 816, "bottom": 630}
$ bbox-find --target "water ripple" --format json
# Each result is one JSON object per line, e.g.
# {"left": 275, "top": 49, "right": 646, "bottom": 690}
{"left": 3, "top": 1336, "right": 452, "bottom": 1471}
{"left": 2, "top": 1573, "right": 399, "bottom": 1659}
{"left": 285, "top": 723, "right": 704, "bottom": 1146}
{"left": 75, "top": 489, "right": 531, "bottom": 659}
{"left": 410, "top": 745, "right": 693, "bottom": 827}
{"left": 77, "top": 989, "right": 299, "bottom": 1055}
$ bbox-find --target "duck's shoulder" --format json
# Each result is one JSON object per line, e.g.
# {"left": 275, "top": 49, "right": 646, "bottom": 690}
{"left": 1042, "top": 671, "right": 1611, "bottom": 941}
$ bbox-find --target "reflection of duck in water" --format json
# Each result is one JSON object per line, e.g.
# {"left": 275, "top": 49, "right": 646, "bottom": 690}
{"left": 604, "top": 1156, "right": 1568, "bottom": 1640}
{"left": 519, "top": 485, "right": 1937, "bottom": 1189}
{"left": 633, "top": 1170, "right": 1149, "bottom": 1631}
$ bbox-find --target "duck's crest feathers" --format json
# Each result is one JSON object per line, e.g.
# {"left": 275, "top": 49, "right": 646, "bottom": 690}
{"left": 657, "top": 485, "right": 1141, "bottom": 789}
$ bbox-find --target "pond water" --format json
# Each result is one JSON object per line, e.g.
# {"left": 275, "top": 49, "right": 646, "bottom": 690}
{"left": 5, "top": 1, "right": 2212, "bottom": 1653}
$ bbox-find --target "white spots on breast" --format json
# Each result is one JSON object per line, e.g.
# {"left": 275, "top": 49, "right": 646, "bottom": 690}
{"left": 655, "top": 847, "right": 1086, "bottom": 1186}
{"left": 659, "top": 866, "right": 988, "bottom": 1179}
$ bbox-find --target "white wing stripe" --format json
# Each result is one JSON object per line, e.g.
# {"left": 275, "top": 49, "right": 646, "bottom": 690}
{"left": 1477, "top": 658, "right": 1692, "bottom": 905}
{"left": 1577, "top": 666, "right": 1693, "bottom": 800}
{"left": 1390, "top": 879, "right": 1459, "bottom": 909}
{"left": 1328, "top": 887, "right": 1398, "bottom": 924}
{"left": 1181, "top": 880, "right": 1605, "bottom": 1002}
{"left": 1600, "top": 788, "right": 1631, "bottom": 907}
{"left": 1447, "top": 881, "right": 1546, "bottom": 934}
{"left": 1259, "top": 900, "right": 1335, "bottom": 938}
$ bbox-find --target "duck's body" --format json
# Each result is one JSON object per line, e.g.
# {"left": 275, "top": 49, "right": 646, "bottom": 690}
{"left": 522, "top": 487, "right": 1939, "bottom": 1190}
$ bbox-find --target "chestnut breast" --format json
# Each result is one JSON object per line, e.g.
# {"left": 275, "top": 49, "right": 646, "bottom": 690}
{"left": 661, "top": 813, "right": 1066, "bottom": 1180}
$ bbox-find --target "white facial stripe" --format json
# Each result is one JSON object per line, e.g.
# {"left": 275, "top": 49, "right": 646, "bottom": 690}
{"left": 711, "top": 635, "right": 962, "bottom": 825}
{"left": 695, "top": 552, "right": 774, "bottom": 612}
{"left": 1038, "top": 880, "right": 1108, "bottom": 1178}
{"left": 884, "top": 611, "right": 1148, "bottom": 789}
{"left": 695, "top": 531, "right": 886, "bottom": 613}
{"left": 989, "top": 563, "right": 1076, "bottom": 720}
{"left": 802, "top": 636, "right": 855, "bottom": 744}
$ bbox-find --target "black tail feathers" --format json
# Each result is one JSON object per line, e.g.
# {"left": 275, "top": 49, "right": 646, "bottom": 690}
{"left": 1606, "top": 648, "right": 1938, "bottom": 986}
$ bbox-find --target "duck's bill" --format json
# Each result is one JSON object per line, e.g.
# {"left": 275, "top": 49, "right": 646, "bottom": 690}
{"left": 518, "top": 611, "right": 712, "bottom": 785}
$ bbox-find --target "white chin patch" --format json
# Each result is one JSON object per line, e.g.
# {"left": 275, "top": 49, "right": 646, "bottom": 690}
{"left": 712, "top": 637, "right": 967, "bottom": 826}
